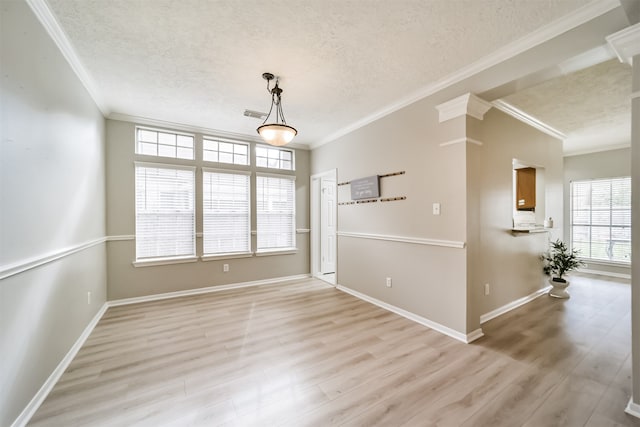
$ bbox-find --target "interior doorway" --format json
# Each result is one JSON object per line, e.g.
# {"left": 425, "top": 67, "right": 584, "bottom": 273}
{"left": 311, "top": 169, "right": 337, "bottom": 285}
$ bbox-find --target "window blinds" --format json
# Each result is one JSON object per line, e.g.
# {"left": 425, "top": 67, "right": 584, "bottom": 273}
{"left": 256, "top": 174, "right": 296, "bottom": 250}
{"left": 203, "top": 170, "right": 251, "bottom": 254}
{"left": 571, "top": 177, "right": 631, "bottom": 263}
{"left": 135, "top": 164, "right": 195, "bottom": 260}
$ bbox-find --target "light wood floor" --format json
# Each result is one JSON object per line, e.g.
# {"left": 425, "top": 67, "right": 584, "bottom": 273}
{"left": 30, "top": 275, "right": 640, "bottom": 426}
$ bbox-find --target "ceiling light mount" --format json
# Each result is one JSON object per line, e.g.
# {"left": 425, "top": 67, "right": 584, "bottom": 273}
{"left": 257, "top": 72, "right": 297, "bottom": 146}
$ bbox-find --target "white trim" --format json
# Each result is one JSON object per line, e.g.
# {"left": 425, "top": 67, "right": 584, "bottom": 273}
{"left": 439, "top": 137, "right": 484, "bottom": 147}
{"left": 310, "top": 0, "right": 619, "bottom": 149}
{"left": 10, "top": 302, "right": 109, "bottom": 427}
{"left": 606, "top": 23, "right": 640, "bottom": 65}
{"left": 256, "top": 171, "right": 296, "bottom": 181}
{"left": 24, "top": 0, "right": 108, "bottom": 115}
{"left": 480, "top": 286, "right": 552, "bottom": 324}
{"left": 201, "top": 252, "right": 254, "bottom": 262}
{"left": 492, "top": 100, "right": 566, "bottom": 140}
{"left": 0, "top": 237, "right": 107, "bottom": 280}
{"left": 626, "top": 398, "right": 640, "bottom": 419}
{"left": 435, "top": 93, "right": 492, "bottom": 123}
{"left": 201, "top": 167, "right": 251, "bottom": 176}
{"left": 296, "top": 228, "right": 311, "bottom": 233}
{"left": 578, "top": 268, "right": 631, "bottom": 280}
{"left": 255, "top": 249, "right": 299, "bottom": 257}
{"left": 111, "top": 113, "right": 309, "bottom": 151}
{"left": 108, "top": 274, "right": 311, "bottom": 307}
{"left": 107, "top": 235, "right": 135, "bottom": 241}
{"left": 337, "top": 231, "right": 465, "bottom": 249}
{"left": 563, "top": 143, "right": 631, "bottom": 157}
{"left": 336, "top": 284, "right": 483, "bottom": 343}
{"left": 134, "top": 161, "right": 196, "bottom": 172}
{"left": 132, "top": 256, "right": 198, "bottom": 268}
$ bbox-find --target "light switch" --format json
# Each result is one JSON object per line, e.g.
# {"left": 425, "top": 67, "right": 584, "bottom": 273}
{"left": 433, "top": 203, "right": 441, "bottom": 215}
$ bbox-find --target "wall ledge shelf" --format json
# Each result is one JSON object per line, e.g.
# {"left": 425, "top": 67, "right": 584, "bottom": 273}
{"left": 511, "top": 228, "right": 549, "bottom": 235}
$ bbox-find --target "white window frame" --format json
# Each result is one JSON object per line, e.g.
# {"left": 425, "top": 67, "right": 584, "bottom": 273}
{"left": 203, "top": 137, "right": 250, "bottom": 166}
{"left": 135, "top": 126, "right": 195, "bottom": 160}
{"left": 570, "top": 177, "right": 631, "bottom": 265}
{"left": 256, "top": 173, "right": 297, "bottom": 255}
{"left": 255, "top": 145, "right": 295, "bottom": 171}
{"left": 201, "top": 168, "right": 253, "bottom": 260}
{"left": 133, "top": 162, "right": 197, "bottom": 266}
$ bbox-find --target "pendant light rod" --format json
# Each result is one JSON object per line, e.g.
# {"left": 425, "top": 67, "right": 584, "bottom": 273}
{"left": 257, "top": 72, "right": 297, "bottom": 146}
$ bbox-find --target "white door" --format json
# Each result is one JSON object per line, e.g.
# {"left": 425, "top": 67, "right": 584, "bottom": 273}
{"left": 320, "top": 178, "right": 336, "bottom": 274}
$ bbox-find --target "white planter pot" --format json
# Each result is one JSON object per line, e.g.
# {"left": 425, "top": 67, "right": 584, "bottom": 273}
{"left": 549, "top": 278, "right": 570, "bottom": 299}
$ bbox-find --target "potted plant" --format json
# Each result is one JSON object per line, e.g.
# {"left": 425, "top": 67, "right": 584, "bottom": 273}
{"left": 542, "top": 239, "right": 584, "bottom": 299}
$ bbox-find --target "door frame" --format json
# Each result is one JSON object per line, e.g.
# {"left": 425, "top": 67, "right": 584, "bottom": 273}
{"left": 310, "top": 169, "right": 337, "bottom": 284}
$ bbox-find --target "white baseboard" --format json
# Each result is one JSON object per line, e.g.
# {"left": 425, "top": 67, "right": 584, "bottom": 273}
{"left": 626, "top": 398, "right": 640, "bottom": 419}
{"left": 335, "top": 284, "right": 483, "bottom": 344}
{"left": 480, "top": 286, "right": 551, "bottom": 324}
{"left": 10, "top": 302, "right": 109, "bottom": 427}
{"left": 108, "top": 274, "right": 312, "bottom": 307}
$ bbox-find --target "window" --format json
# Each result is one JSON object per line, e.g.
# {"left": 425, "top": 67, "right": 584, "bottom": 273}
{"left": 255, "top": 146, "right": 294, "bottom": 170}
{"left": 203, "top": 138, "right": 249, "bottom": 165}
{"left": 203, "top": 169, "right": 251, "bottom": 256}
{"left": 135, "top": 163, "right": 195, "bottom": 261}
{"left": 256, "top": 174, "right": 296, "bottom": 251}
{"left": 571, "top": 177, "right": 631, "bottom": 264}
{"left": 136, "top": 127, "right": 194, "bottom": 160}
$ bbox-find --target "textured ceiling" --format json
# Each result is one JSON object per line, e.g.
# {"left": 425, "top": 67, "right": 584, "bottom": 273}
{"left": 502, "top": 59, "right": 632, "bottom": 155}
{"left": 45, "top": 0, "right": 598, "bottom": 147}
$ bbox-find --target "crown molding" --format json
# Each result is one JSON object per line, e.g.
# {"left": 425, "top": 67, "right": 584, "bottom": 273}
{"left": 312, "top": 0, "right": 621, "bottom": 149}
{"left": 435, "top": 93, "right": 492, "bottom": 123}
{"left": 108, "top": 113, "right": 310, "bottom": 150}
{"left": 25, "top": 0, "right": 109, "bottom": 115}
{"left": 606, "top": 22, "right": 640, "bottom": 65}
{"left": 562, "top": 142, "right": 630, "bottom": 157}
{"left": 492, "top": 99, "right": 566, "bottom": 140}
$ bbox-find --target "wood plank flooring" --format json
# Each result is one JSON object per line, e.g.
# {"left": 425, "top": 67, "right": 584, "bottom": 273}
{"left": 29, "top": 274, "right": 640, "bottom": 426}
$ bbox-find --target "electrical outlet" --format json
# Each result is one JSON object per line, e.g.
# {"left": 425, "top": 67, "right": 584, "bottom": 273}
{"left": 223, "top": 264, "right": 229, "bottom": 273}
{"left": 433, "top": 203, "right": 441, "bottom": 215}
{"left": 386, "top": 277, "right": 392, "bottom": 288}
{"left": 87, "top": 291, "right": 91, "bottom": 305}
{"left": 484, "top": 283, "right": 490, "bottom": 296}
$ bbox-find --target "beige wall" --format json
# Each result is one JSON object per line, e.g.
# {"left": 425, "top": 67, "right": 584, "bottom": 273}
{"left": 312, "top": 96, "right": 470, "bottom": 335}
{"left": 105, "top": 119, "right": 310, "bottom": 300}
{"left": 564, "top": 148, "right": 631, "bottom": 277}
{"left": 0, "top": 2, "right": 107, "bottom": 426}
{"left": 467, "top": 110, "right": 564, "bottom": 328}
{"left": 311, "top": 94, "right": 564, "bottom": 337}
{"left": 630, "top": 52, "right": 640, "bottom": 409}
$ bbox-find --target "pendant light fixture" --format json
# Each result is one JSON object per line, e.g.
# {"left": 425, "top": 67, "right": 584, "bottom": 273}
{"left": 257, "top": 72, "right": 297, "bottom": 146}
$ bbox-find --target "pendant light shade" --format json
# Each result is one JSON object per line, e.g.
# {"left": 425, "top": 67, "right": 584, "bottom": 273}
{"left": 257, "top": 73, "right": 297, "bottom": 146}
{"left": 257, "top": 123, "right": 297, "bottom": 146}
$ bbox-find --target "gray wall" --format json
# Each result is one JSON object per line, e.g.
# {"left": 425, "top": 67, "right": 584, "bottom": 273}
{"left": 0, "top": 2, "right": 107, "bottom": 426}
{"left": 564, "top": 147, "right": 631, "bottom": 277}
{"left": 105, "top": 119, "right": 310, "bottom": 300}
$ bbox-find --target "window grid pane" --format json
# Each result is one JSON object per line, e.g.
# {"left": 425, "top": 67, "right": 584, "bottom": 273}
{"left": 135, "top": 165, "right": 195, "bottom": 260}
{"left": 570, "top": 177, "right": 631, "bottom": 264}
{"left": 203, "top": 171, "right": 250, "bottom": 255}
{"left": 255, "top": 146, "right": 295, "bottom": 171}
{"left": 135, "top": 128, "right": 194, "bottom": 160}
{"left": 256, "top": 175, "right": 296, "bottom": 250}
{"left": 203, "top": 138, "right": 249, "bottom": 165}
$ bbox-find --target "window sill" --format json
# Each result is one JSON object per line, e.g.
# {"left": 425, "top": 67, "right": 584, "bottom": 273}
{"left": 201, "top": 252, "right": 254, "bottom": 262}
{"left": 255, "top": 248, "right": 298, "bottom": 257}
{"left": 578, "top": 258, "right": 631, "bottom": 268}
{"left": 133, "top": 256, "right": 198, "bottom": 268}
